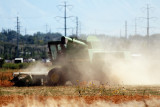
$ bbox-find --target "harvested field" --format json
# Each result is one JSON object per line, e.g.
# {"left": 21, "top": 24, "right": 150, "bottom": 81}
{"left": 0, "top": 70, "right": 27, "bottom": 87}
{"left": 1, "top": 86, "right": 160, "bottom": 106}
{"left": 1, "top": 95, "right": 160, "bottom": 107}
{"left": 1, "top": 71, "right": 160, "bottom": 106}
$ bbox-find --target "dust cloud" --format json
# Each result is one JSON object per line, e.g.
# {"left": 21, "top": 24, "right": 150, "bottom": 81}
{"left": 69, "top": 36, "right": 160, "bottom": 86}
{"left": 4, "top": 97, "right": 160, "bottom": 107}
{"left": 22, "top": 36, "right": 160, "bottom": 86}
{"left": 24, "top": 62, "right": 50, "bottom": 73}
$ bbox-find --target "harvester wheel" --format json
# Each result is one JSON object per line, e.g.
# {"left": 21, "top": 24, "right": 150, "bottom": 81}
{"left": 47, "top": 68, "right": 66, "bottom": 86}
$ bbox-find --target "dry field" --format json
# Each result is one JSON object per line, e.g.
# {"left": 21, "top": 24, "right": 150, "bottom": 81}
{"left": 0, "top": 69, "right": 25, "bottom": 87}
{"left": 1, "top": 85, "right": 160, "bottom": 106}
{"left": 1, "top": 71, "right": 160, "bottom": 106}
{"left": 0, "top": 72, "right": 14, "bottom": 87}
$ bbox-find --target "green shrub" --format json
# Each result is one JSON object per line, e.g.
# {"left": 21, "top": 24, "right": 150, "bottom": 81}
{"left": 2, "top": 63, "right": 30, "bottom": 69}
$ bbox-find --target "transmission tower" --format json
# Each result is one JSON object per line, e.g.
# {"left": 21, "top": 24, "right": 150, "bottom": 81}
{"left": 147, "top": 4, "right": 150, "bottom": 39}
{"left": 16, "top": 16, "right": 20, "bottom": 57}
{"left": 76, "top": 17, "right": 79, "bottom": 37}
{"left": 141, "top": 4, "right": 155, "bottom": 47}
{"left": 57, "top": 1, "right": 73, "bottom": 37}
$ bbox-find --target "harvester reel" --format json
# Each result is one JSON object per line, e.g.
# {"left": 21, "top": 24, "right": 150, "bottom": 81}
{"left": 47, "top": 68, "right": 66, "bottom": 86}
{"left": 12, "top": 74, "right": 33, "bottom": 86}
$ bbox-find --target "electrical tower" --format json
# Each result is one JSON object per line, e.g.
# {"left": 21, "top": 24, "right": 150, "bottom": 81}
{"left": 57, "top": 1, "right": 73, "bottom": 37}
{"left": 76, "top": 17, "right": 78, "bottom": 37}
{"left": 64, "top": 2, "right": 67, "bottom": 36}
{"left": 147, "top": 4, "right": 150, "bottom": 40}
{"left": 16, "top": 16, "right": 20, "bottom": 58}
{"left": 141, "top": 4, "right": 155, "bottom": 47}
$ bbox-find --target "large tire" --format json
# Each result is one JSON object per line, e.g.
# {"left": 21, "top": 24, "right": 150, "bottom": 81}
{"left": 24, "top": 75, "right": 33, "bottom": 86}
{"left": 47, "top": 68, "right": 66, "bottom": 86}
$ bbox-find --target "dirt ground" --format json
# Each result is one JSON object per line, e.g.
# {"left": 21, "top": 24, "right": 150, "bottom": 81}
{"left": 1, "top": 86, "right": 160, "bottom": 106}
{"left": 1, "top": 72, "right": 160, "bottom": 106}
{"left": 0, "top": 95, "right": 158, "bottom": 106}
{"left": 0, "top": 72, "right": 14, "bottom": 87}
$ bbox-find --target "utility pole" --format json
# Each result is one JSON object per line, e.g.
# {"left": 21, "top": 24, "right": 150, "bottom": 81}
{"left": 147, "top": 4, "right": 150, "bottom": 45}
{"left": 125, "top": 21, "right": 127, "bottom": 39}
{"left": 57, "top": 1, "right": 73, "bottom": 37}
{"left": 76, "top": 17, "right": 78, "bottom": 37}
{"left": 64, "top": 1, "right": 67, "bottom": 37}
{"left": 3, "top": 29, "right": 5, "bottom": 58}
{"left": 16, "top": 16, "right": 20, "bottom": 58}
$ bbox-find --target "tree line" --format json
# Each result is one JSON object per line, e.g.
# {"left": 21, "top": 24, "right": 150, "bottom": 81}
{"left": 0, "top": 29, "right": 62, "bottom": 60}
{"left": 0, "top": 28, "right": 160, "bottom": 60}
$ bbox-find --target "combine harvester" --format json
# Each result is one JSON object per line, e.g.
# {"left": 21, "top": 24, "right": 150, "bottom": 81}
{"left": 11, "top": 36, "right": 130, "bottom": 86}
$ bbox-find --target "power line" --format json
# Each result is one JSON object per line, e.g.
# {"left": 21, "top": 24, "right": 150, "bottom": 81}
{"left": 16, "top": 16, "right": 20, "bottom": 57}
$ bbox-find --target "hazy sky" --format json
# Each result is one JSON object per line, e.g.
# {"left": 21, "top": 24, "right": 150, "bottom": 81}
{"left": 0, "top": 0, "right": 160, "bottom": 36}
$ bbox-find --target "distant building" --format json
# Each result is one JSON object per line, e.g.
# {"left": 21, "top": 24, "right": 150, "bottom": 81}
{"left": 14, "top": 58, "right": 23, "bottom": 63}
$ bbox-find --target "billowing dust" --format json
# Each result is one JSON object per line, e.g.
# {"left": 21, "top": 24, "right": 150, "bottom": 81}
{"left": 24, "top": 41, "right": 160, "bottom": 86}
{"left": 24, "top": 62, "right": 50, "bottom": 73}
{"left": 71, "top": 37, "right": 160, "bottom": 86}
{"left": 62, "top": 46, "right": 160, "bottom": 86}
{"left": 3, "top": 96, "right": 160, "bottom": 107}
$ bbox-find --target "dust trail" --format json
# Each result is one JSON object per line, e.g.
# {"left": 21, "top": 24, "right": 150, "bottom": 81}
{"left": 24, "top": 62, "right": 50, "bottom": 73}
{"left": 4, "top": 97, "right": 160, "bottom": 107}
{"left": 20, "top": 37, "right": 160, "bottom": 86}
{"left": 74, "top": 36, "right": 160, "bottom": 86}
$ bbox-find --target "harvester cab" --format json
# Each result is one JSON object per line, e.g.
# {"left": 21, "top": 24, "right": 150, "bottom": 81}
{"left": 48, "top": 36, "right": 66, "bottom": 63}
{"left": 47, "top": 36, "right": 89, "bottom": 85}
{"left": 48, "top": 36, "right": 88, "bottom": 64}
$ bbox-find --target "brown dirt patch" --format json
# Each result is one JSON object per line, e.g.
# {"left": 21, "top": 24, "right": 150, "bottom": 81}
{"left": 0, "top": 72, "right": 14, "bottom": 87}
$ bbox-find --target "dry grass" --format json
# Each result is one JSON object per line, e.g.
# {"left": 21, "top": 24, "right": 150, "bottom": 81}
{"left": 1, "top": 70, "right": 160, "bottom": 106}
{"left": 1, "top": 86, "right": 160, "bottom": 106}
{"left": 1, "top": 85, "right": 160, "bottom": 96}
